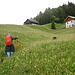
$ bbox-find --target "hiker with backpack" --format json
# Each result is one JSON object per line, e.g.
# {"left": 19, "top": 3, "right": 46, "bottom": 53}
{"left": 5, "top": 34, "right": 18, "bottom": 57}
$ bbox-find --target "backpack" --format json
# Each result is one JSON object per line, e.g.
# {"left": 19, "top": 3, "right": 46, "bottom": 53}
{"left": 6, "top": 36, "right": 12, "bottom": 45}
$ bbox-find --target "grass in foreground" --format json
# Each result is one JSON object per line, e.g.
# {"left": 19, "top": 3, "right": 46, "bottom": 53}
{"left": 0, "top": 24, "right": 75, "bottom": 75}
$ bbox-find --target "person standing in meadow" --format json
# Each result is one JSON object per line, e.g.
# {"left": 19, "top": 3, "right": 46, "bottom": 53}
{"left": 5, "top": 34, "right": 18, "bottom": 57}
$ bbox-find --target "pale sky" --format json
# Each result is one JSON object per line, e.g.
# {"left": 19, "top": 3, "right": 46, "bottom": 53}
{"left": 0, "top": 0, "right": 75, "bottom": 25}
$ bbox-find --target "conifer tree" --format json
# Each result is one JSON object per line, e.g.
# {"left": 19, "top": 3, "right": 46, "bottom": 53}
{"left": 51, "top": 21, "right": 56, "bottom": 29}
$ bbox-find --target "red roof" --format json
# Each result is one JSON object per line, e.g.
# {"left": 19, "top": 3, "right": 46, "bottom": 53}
{"left": 64, "top": 16, "right": 75, "bottom": 22}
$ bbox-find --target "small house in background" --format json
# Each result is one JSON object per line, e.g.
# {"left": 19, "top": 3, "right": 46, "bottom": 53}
{"left": 64, "top": 16, "right": 75, "bottom": 28}
{"left": 24, "top": 19, "right": 39, "bottom": 25}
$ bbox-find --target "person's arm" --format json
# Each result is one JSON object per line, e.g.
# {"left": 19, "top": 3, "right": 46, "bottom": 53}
{"left": 12, "top": 37, "right": 18, "bottom": 40}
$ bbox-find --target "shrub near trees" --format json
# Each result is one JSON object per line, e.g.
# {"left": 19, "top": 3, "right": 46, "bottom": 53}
{"left": 33, "top": 2, "right": 75, "bottom": 25}
{"left": 51, "top": 21, "right": 56, "bottom": 29}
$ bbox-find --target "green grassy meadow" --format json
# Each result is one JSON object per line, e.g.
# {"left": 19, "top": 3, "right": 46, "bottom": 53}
{"left": 0, "top": 23, "right": 75, "bottom": 75}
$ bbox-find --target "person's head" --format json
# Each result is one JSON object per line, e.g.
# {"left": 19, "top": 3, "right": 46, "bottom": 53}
{"left": 8, "top": 34, "right": 12, "bottom": 36}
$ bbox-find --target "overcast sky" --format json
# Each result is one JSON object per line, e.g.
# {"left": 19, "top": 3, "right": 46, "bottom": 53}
{"left": 0, "top": 0, "right": 75, "bottom": 25}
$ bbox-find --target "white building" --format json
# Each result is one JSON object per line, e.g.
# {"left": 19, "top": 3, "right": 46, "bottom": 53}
{"left": 64, "top": 16, "right": 75, "bottom": 28}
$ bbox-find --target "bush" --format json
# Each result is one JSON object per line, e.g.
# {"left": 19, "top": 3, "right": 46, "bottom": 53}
{"left": 51, "top": 21, "right": 56, "bottom": 29}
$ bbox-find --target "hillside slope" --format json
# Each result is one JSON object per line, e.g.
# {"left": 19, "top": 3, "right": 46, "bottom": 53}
{"left": 0, "top": 24, "right": 75, "bottom": 75}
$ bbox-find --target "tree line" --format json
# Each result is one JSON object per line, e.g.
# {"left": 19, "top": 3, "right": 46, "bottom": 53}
{"left": 33, "top": 2, "right": 75, "bottom": 25}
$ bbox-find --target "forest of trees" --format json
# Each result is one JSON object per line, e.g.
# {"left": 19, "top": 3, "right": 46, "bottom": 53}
{"left": 33, "top": 2, "right": 75, "bottom": 25}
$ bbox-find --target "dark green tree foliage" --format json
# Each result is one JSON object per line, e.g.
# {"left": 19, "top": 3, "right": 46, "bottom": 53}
{"left": 57, "top": 7, "right": 66, "bottom": 23}
{"left": 38, "top": 12, "right": 43, "bottom": 25}
{"left": 51, "top": 15, "right": 59, "bottom": 23}
{"left": 51, "top": 21, "right": 56, "bottom": 29}
{"left": 34, "top": 8, "right": 51, "bottom": 25}
{"left": 67, "top": 2, "right": 75, "bottom": 16}
{"left": 43, "top": 8, "right": 51, "bottom": 24}
{"left": 34, "top": 11, "right": 44, "bottom": 25}
{"left": 34, "top": 2, "right": 75, "bottom": 25}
